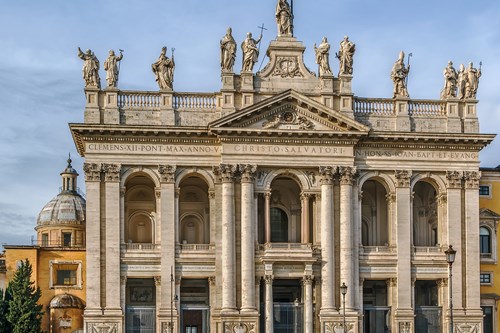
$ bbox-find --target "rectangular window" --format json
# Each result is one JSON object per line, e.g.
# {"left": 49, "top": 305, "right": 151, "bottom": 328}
{"left": 50, "top": 262, "right": 81, "bottom": 288}
{"left": 62, "top": 233, "right": 72, "bottom": 247}
{"left": 480, "top": 273, "right": 492, "bottom": 284}
{"left": 41, "top": 233, "right": 49, "bottom": 247}
{"left": 479, "top": 185, "right": 490, "bottom": 196}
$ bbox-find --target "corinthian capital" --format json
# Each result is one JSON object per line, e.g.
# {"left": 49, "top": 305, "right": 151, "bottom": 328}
{"left": 319, "top": 166, "right": 337, "bottom": 185}
{"left": 464, "top": 170, "right": 481, "bottom": 189}
{"left": 239, "top": 164, "right": 257, "bottom": 183}
{"left": 394, "top": 170, "right": 412, "bottom": 187}
{"left": 338, "top": 166, "right": 357, "bottom": 185}
{"left": 158, "top": 165, "right": 176, "bottom": 183}
{"left": 83, "top": 163, "right": 102, "bottom": 182}
{"left": 446, "top": 170, "right": 463, "bottom": 189}
{"left": 213, "top": 164, "right": 237, "bottom": 183}
{"left": 102, "top": 163, "right": 121, "bottom": 182}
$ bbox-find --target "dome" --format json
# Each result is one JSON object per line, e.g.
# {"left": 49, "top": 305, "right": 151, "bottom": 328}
{"left": 36, "top": 192, "right": 86, "bottom": 227}
{"left": 50, "top": 293, "right": 85, "bottom": 309}
{"left": 36, "top": 156, "right": 86, "bottom": 227}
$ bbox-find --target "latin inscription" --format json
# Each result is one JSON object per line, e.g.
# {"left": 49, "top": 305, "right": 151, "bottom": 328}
{"left": 230, "top": 144, "right": 348, "bottom": 155}
{"left": 87, "top": 143, "right": 221, "bottom": 154}
{"left": 356, "top": 149, "right": 477, "bottom": 161}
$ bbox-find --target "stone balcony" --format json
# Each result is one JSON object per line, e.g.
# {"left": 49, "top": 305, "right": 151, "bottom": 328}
{"left": 175, "top": 243, "right": 215, "bottom": 260}
{"left": 256, "top": 243, "right": 319, "bottom": 263}
{"left": 120, "top": 243, "right": 161, "bottom": 260}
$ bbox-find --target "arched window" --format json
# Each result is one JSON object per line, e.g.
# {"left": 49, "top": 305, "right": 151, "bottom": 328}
{"left": 271, "top": 207, "right": 288, "bottom": 242}
{"left": 480, "top": 227, "right": 491, "bottom": 254}
{"left": 361, "top": 180, "right": 389, "bottom": 246}
{"left": 412, "top": 181, "right": 438, "bottom": 246}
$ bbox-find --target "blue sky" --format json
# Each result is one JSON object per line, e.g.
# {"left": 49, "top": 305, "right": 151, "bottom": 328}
{"left": 1, "top": 0, "right": 499, "bottom": 247}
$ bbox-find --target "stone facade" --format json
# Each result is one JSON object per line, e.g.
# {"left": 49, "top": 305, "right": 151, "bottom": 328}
{"left": 71, "top": 2, "right": 493, "bottom": 332}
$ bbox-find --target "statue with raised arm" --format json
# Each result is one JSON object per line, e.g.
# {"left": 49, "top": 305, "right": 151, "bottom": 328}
{"left": 220, "top": 27, "right": 237, "bottom": 72}
{"left": 314, "top": 37, "right": 332, "bottom": 76}
{"left": 241, "top": 32, "right": 262, "bottom": 72}
{"left": 152, "top": 46, "right": 175, "bottom": 90}
{"left": 336, "top": 36, "right": 356, "bottom": 75}
{"left": 464, "top": 62, "right": 481, "bottom": 99}
{"left": 391, "top": 51, "right": 410, "bottom": 98}
{"left": 457, "top": 64, "right": 466, "bottom": 99}
{"left": 77, "top": 47, "right": 101, "bottom": 89}
{"left": 276, "top": 0, "right": 293, "bottom": 36}
{"left": 440, "top": 61, "right": 458, "bottom": 99}
{"left": 103, "top": 49, "right": 123, "bottom": 88}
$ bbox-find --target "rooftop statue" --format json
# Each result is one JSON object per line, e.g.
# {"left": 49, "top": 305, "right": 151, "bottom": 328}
{"left": 220, "top": 27, "right": 237, "bottom": 73}
{"left": 391, "top": 51, "right": 410, "bottom": 98}
{"left": 440, "top": 61, "right": 458, "bottom": 99}
{"left": 77, "top": 47, "right": 101, "bottom": 89}
{"left": 336, "top": 36, "right": 355, "bottom": 75}
{"left": 464, "top": 62, "right": 481, "bottom": 99}
{"left": 314, "top": 37, "right": 332, "bottom": 77}
{"left": 104, "top": 49, "right": 123, "bottom": 88}
{"left": 276, "top": 0, "right": 293, "bottom": 36}
{"left": 241, "top": 32, "right": 262, "bottom": 72}
{"left": 152, "top": 46, "right": 175, "bottom": 90}
{"left": 457, "top": 64, "right": 466, "bottom": 99}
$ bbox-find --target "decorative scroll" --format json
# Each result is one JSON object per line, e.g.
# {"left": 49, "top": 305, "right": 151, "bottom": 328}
{"left": 262, "top": 111, "right": 314, "bottom": 130}
{"left": 224, "top": 322, "right": 256, "bottom": 333}
{"left": 273, "top": 57, "right": 302, "bottom": 78}
{"left": 325, "top": 322, "right": 354, "bottom": 333}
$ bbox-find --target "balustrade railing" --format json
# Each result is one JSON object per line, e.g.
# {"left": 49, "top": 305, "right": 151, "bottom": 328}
{"left": 178, "top": 243, "right": 215, "bottom": 252}
{"left": 173, "top": 92, "right": 217, "bottom": 110}
{"left": 121, "top": 243, "right": 160, "bottom": 251}
{"left": 118, "top": 91, "right": 161, "bottom": 109}
{"left": 412, "top": 246, "right": 442, "bottom": 254}
{"left": 360, "top": 245, "right": 395, "bottom": 254}
{"left": 354, "top": 98, "right": 394, "bottom": 115}
{"left": 409, "top": 100, "right": 446, "bottom": 116}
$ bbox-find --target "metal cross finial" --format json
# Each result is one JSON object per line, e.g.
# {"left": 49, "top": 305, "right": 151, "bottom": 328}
{"left": 258, "top": 23, "right": 267, "bottom": 38}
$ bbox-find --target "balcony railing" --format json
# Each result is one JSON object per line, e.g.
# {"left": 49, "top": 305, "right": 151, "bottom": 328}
{"left": 173, "top": 92, "right": 217, "bottom": 110}
{"left": 31, "top": 239, "right": 85, "bottom": 248}
{"left": 360, "top": 245, "right": 395, "bottom": 254}
{"left": 354, "top": 97, "right": 446, "bottom": 117}
{"left": 412, "top": 246, "right": 442, "bottom": 253}
{"left": 178, "top": 243, "right": 215, "bottom": 252}
{"left": 121, "top": 243, "right": 160, "bottom": 251}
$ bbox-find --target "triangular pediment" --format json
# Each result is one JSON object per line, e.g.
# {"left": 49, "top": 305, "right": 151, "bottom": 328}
{"left": 480, "top": 208, "right": 500, "bottom": 220}
{"left": 209, "top": 89, "right": 369, "bottom": 135}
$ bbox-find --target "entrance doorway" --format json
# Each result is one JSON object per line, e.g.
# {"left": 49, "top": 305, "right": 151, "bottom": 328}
{"left": 125, "top": 278, "right": 156, "bottom": 333}
{"left": 180, "top": 279, "right": 210, "bottom": 333}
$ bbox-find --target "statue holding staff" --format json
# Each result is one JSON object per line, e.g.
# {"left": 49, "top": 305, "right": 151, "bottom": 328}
{"left": 104, "top": 49, "right": 123, "bottom": 88}
{"left": 152, "top": 46, "right": 175, "bottom": 90}
{"left": 220, "top": 27, "right": 237, "bottom": 72}
{"left": 241, "top": 32, "right": 262, "bottom": 72}
{"left": 464, "top": 62, "right": 481, "bottom": 99}
{"left": 77, "top": 47, "right": 101, "bottom": 89}
{"left": 391, "top": 51, "right": 410, "bottom": 98}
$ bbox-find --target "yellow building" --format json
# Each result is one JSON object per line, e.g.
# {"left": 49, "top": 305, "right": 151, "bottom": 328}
{"left": 479, "top": 165, "right": 500, "bottom": 333}
{"left": 2, "top": 158, "right": 86, "bottom": 333}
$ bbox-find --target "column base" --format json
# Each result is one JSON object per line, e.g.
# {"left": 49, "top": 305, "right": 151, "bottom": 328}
{"left": 220, "top": 313, "right": 259, "bottom": 333}
{"left": 394, "top": 308, "right": 415, "bottom": 333}
{"left": 158, "top": 309, "right": 179, "bottom": 333}
{"left": 320, "top": 311, "right": 360, "bottom": 333}
{"left": 84, "top": 313, "right": 123, "bottom": 333}
{"left": 449, "top": 310, "right": 483, "bottom": 333}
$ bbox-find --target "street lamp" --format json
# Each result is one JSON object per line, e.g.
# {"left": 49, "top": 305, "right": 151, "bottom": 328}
{"left": 445, "top": 245, "right": 456, "bottom": 333}
{"left": 340, "top": 283, "right": 348, "bottom": 333}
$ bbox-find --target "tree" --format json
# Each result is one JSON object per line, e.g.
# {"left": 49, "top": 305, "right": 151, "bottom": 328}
{"left": 6, "top": 259, "right": 44, "bottom": 333}
{"left": 0, "top": 286, "right": 13, "bottom": 333}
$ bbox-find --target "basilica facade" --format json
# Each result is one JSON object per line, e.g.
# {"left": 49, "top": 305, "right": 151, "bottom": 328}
{"left": 72, "top": 2, "right": 493, "bottom": 333}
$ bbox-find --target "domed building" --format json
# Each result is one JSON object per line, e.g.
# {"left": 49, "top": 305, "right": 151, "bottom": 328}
{"left": 3, "top": 157, "right": 86, "bottom": 333}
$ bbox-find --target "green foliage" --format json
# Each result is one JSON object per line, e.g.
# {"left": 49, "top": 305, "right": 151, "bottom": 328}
{"left": 6, "top": 259, "right": 44, "bottom": 333}
{"left": 0, "top": 286, "right": 13, "bottom": 333}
